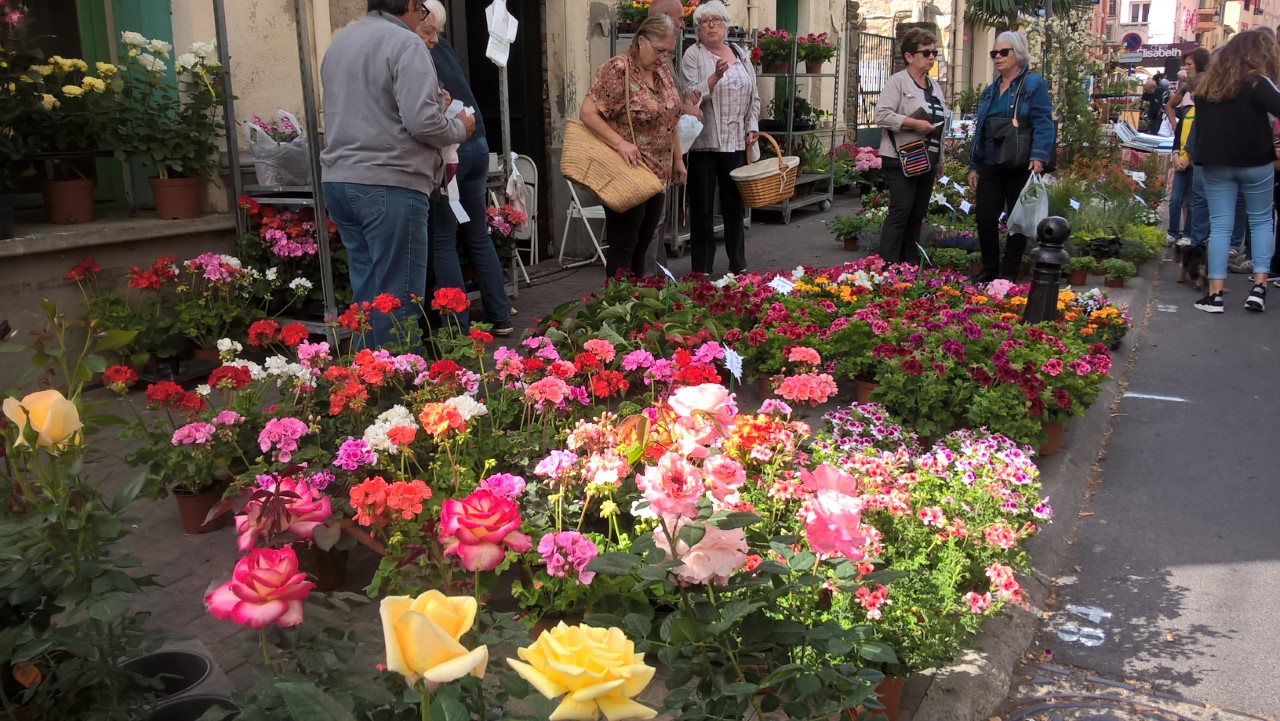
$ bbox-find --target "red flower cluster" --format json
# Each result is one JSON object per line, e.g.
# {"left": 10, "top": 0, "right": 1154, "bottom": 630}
{"left": 144, "top": 381, "right": 205, "bottom": 414}
{"left": 349, "top": 476, "right": 432, "bottom": 528}
{"left": 65, "top": 256, "right": 102, "bottom": 283}
{"left": 247, "top": 319, "right": 280, "bottom": 347}
{"left": 321, "top": 366, "right": 369, "bottom": 415}
{"left": 208, "top": 365, "right": 253, "bottom": 390}
{"left": 103, "top": 364, "right": 138, "bottom": 393}
{"left": 279, "top": 323, "right": 309, "bottom": 347}
{"left": 351, "top": 349, "right": 393, "bottom": 386}
{"left": 588, "top": 370, "right": 629, "bottom": 398}
{"left": 431, "top": 287, "right": 469, "bottom": 314}
{"left": 128, "top": 256, "right": 177, "bottom": 291}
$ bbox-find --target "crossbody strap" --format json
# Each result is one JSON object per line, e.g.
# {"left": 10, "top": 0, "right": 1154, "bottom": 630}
{"left": 1010, "top": 76, "right": 1026, "bottom": 128}
{"left": 625, "top": 59, "right": 638, "bottom": 146}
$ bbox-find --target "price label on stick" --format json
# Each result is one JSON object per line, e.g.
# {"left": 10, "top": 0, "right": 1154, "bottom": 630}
{"left": 1070, "top": 198, "right": 1081, "bottom": 211}
{"left": 960, "top": 200, "right": 972, "bottom": 214}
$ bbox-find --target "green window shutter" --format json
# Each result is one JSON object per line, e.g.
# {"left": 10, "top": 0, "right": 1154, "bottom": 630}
{"left": 777, "top": 0, "right": 799, "bottom": 32}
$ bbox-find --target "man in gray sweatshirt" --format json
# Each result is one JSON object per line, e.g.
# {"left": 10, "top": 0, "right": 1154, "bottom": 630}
{"left": 320, "top": 0, "right": 474, "bottom": 349}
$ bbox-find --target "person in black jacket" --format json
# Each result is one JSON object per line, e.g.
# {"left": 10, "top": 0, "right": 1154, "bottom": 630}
{"left": 1191, "top": 29, "right": 1280, "bottom": 313}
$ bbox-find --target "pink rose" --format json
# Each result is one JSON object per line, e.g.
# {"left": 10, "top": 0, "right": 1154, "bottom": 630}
{"left": 803, "top": 489, "right": 869, "bottom": 562}
{"left": 636, "top": 451, "right": 706, "bottom": 520}
{"left": 702, "top": 455, "right": 746, "bottom": 506}
{"left": 204, "top": 547, "right": 315, "bottom": 628}
{"left": 800, "top": 463, "right": 859, "bottom": 496}
{"left": 666, "top": 383, "right": 737, "bottom": 454}
{"left": 234, "top": 477, "right": 333, "bottom": 552}
{"left": 439, "top": 489, "right": 533, "bottom": 572}
{"left": 653, "top": 521, "right": 747, "bottom": 586}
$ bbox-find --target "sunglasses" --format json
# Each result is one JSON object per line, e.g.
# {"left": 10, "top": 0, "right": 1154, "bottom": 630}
{"left": 914, "top": 49, "right": 939, "bottom": 57}
{"left": 990, "top": 48, "right": 1013, "bottom": 58}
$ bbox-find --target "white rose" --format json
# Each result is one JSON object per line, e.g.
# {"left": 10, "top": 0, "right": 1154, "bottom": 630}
{"left": 138, "top": 53, "right": 167, "bottom": 73}
{"left": 121, "top": 31, "right": 147, "bottom": 47}
{"left": 192, "top": 41, "right": 216, "bottom": 59}
{"left": 174, "top": 53, "right": 196, "bottom": 72}
{"left": 148, "top": 39, "right": 173, "bottom": 56}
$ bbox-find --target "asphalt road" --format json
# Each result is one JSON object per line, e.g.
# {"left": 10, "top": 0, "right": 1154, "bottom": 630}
{"left": 1014, "top": 258, "right": 1280, "bottom": 718}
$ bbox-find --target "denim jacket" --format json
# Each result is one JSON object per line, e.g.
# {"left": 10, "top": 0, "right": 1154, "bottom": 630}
{"left": 968, "top": 67, "right": 1055, "bottom": 171}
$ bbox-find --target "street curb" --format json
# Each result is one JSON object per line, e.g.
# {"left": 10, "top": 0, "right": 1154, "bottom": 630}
{"left": 903, "top": 267, "right": 1160, "bottom": 721}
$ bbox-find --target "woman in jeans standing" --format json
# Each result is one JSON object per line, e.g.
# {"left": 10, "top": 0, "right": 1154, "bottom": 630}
{"left": 580, "top": 13, "right": 686, "bottom": 280}
{"left": 966, "top": 31, "right": 1054, "bottom": 282}
{"left": 1190, "top": 30, "right": 1280, "bottom": 313}
{"left": 681, "top": 0, "right": 760, "bottom": 275}
{"left": 873, "top": 28, "right": 947, "bottom": 266}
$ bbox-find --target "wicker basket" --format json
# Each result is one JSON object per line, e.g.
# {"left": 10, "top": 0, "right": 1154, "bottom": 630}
{"left": 731, "top": 132, "right": 800, "bottom": 209}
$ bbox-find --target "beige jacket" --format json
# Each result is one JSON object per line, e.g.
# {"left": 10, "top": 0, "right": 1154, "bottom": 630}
{"left": 681, "top": 42, "right": 761, "bottom": 152}
{"left": 875, "top": 69, "right": 948, "bottom": 159}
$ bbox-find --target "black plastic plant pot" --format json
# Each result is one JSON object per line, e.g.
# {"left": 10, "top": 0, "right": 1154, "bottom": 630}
{"left": 121, "top": 650, "right": 211, "bottom": 698}
{"left": 145, "top": 694, "right": 238, "bottom": 721}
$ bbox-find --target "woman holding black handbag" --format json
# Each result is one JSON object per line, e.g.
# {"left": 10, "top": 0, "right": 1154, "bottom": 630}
{"left": 967, "top": 31, "right": 1055, "bottom": 282}
{"left": 874, "top": 27, "right": 948, "bottom": 265}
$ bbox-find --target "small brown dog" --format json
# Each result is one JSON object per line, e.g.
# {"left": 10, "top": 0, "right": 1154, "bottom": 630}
{"left": 1178, "top": 244, "right": 1207, "bottom": 290}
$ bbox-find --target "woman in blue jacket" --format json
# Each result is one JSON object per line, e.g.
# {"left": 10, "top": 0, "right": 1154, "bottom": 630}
{"left": 966, "top": 31, "right": 1055, "bottom": 282}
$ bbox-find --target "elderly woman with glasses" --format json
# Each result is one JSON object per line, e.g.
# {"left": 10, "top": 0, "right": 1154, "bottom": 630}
{"left": 680, "top": 0, "right": 760, "bottom": 275}
{"left": 873, "top": 27, "right": 949, "bottom": 266}
{"left": 581, "top": 12, "right": 686, "bottom": 280}
{"left": 967, "top": 30, "right": 1054, "bottom": 282}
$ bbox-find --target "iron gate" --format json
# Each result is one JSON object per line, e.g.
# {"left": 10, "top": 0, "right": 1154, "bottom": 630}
{"left": 847, "top": 32, "right": 895, "bottom": 128}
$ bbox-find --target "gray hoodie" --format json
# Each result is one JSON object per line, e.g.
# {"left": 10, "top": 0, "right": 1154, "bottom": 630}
{"left": 320, "top": 11, "right": 466, "bottom": 196}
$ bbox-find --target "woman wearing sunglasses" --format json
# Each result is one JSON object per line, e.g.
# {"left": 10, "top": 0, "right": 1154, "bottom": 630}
{"left": 873, "top": 27, "right": 949, "bottom": 265}
{"left": 966, "top": 31, "right": 1055, "bottom": 282}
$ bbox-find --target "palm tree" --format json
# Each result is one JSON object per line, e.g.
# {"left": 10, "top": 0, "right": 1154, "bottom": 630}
{"left": 963, "top": 0, "right": 1081, "bottom": 28}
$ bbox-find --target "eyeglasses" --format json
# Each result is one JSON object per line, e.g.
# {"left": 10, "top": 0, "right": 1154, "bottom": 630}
{"left": 698, "top": 17, "right": 727, "bottom": 26}
{"left": 990, "top": 48, "right": 1013, "bottom": 58}
{"left": 914, "top": 49, "right": 939, "bottom": 57}
{"left": 643, "top": 36, "right": 675, "bottom": 57}
{"left": 415, "top": 1, "right": 429, "bottom": 20}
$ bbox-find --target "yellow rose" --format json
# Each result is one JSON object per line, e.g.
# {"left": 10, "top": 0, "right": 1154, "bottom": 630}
{"left": 379, "top": 591, "right": 488, "bottom": 690}
{"left": 507, "top": 623, "right": 656, "bottom": 721}
{"left": 61, "top": 85, "right": 84, "bottom": 97}
{"left": 40, "top": 94, "right": 59, "bottom": 110}
{"left": 96, "top": 62, "right": 120, "bottom": 76}
{"left": 29, "top": 64, "right": 53, "bottom": 77}
{"left": 81, "top": 77, "right": 106, "bottom": 93}
{"left": 2, "top": 390, "right": 83, "bottom": 450}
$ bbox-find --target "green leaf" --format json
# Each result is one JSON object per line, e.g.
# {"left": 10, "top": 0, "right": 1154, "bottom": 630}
{"left": 83, "top": 354, "right": 109, "bottom": 374}
{"left": 432, "top": 694, "right": 469, "bottom": 721}
{"left": 858, "top": 641, "right": 899, "bottom": 665}
{"left": 276, "top": 681, "right": 357, "bottom": 721}
{"left": 95, "top": 329, "right": 139, "bottom": 352}
{"left": 87, "top": 594, "right": 128, "bottom": 621}
{"left": 112, "top": 471, "right": 149, "bottom": 511}
{"left": 723, "top": 682, "right": 758, "bottom": 697}
{"left": 707, "top": 511, "right": 762, "bottom": 530}
{"left": 586, "top": 552, "right": 641, "bottom": 576}
{"left": 789, "top": 551, "right": 817, "bottom": 571}
{"left": 312, "top": 523, "right": 341, "bottom": 552}
{"left": 677, "top": 522, "right": 706, "bottom": 548}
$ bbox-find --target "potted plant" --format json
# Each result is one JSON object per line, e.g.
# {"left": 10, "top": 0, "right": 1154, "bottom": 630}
{"left": 1, "top": 3, "right": 39, "bottom": 236}
{"left": 1063, "top": 255, "right": 1096, "bottom": 286}
{"left": 1100, "top": 258, "right": 1135, "bottom": 288}
{"left": 966, "top": 250, "right": 984, "bottom": 276}
{"left": 797, "top": 32, "right": 837, "bottom": 74}
{"left": 111, "top": 33, "right": 225, "bottom": 220}
{"left": 754, "top": 28, "right": 792, "bottom": 74}
{"left": 615, "top": 0, "right": 649, "bottom": 31}
{"left": 931, "top": 247, "right": 969, "bottom": 273}
{"left": 12, "top": 53, "right": 120, "bottom": 224}
{"left": 486, "top": 202, "right": 527, "bottom": 266}
{"left": 825, "top": 213, "right": 878, "bottom": 252}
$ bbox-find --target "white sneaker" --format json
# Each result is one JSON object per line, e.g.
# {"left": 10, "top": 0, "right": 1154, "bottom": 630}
{"left": 1175, "top": 237, "right": 1192, "bottom": 247}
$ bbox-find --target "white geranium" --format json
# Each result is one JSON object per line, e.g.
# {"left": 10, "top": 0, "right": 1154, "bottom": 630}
{"left": 216, "top": 338, "right": 244, "bottom": 362}
{"left": 289, "top": 277, "right": 313, "bottom": 293}
{"left": 227, "top": 359, "right": 266, "bottom": 381}
{"left": 363, "top": 405, "right": 417, "bottom": 454}
{"left": 444, "top": 394, "right": 488, "bottom": 422}
{"left": 195, "top": 384, "right": 212, "bottom": 397}
{"left": 147, "top": 39, "right": 172, "bottom": 56}
{"left": 121, "top": 31, "right": 147, "bottom": 47}
{"left": 790, "top": 265, "right": 806, "bottom": 280}
{"left": 137, "top": 53, "right": 167, "bottom": 73}
{"left": 265, "top": 267, "right": 279, "bottom": 282}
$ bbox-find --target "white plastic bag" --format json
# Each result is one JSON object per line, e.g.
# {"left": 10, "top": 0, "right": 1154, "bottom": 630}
{"left": 244, "top": 110, "right": 310, "bottom": 186}
{"left": 677, "top": 114, "right": 704, "bottom": 153}
{"left": 1007, "top": 173, "right": 1048, "bottom": 237}
{"left": 504, "top": 152, "right": 530, "bottom": 235}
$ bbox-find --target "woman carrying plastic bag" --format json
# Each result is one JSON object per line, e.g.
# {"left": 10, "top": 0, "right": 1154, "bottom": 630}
{"left": 1006, "top": 173, "right": 1048, "bottom": 237}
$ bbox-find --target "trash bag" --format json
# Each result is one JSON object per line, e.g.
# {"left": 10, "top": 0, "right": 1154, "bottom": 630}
{"left": 1007, "top": 173, "right": 1048, "bottom": 237}
{"left": 244, "top": 110, "right": 310, "bottom": 186}
{"left": 677, "top": 114, "right": 704, "bottom": 153}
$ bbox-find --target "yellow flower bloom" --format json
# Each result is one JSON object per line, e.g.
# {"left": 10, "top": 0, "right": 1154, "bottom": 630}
{"left": 61, "top": 84, "right": 84, "bottom": 97}
{"left": 29, "top": 64, "right": 53, "bottom": 77}
{"left": 3, "top": 390, "right": 83, "bottom": 450}
{"left": 508, "top": 623, "right": 656, "bottom": 721}
{"left": 40, "top": 94, "right": 59, "bottom": 110}
{"left": 81, "top": 77, "right": 107, "bottom": 93}
{"left": 96, "top": 62, "right": 120, "bottom": 76}
{"left": 380, "top": 591, "right": 488, "bottom": 690}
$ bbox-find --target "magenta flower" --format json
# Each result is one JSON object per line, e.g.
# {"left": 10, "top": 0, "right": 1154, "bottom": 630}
{"left": 333, "top": 437, "right": 377, "bottom": 470}
{"left": 258, "top": 417, "right": 308, "bottom": 462}
{"left": 480, "top": 472, "right": 527, "bottom": 499}
{"left": 205, "top": 547, "right": 314, "bottom": 628}
{"left": 172, "top": 422, "right": 217, "bottom": 446}
{"left": 537, "top": 531, "right": 599, "bottom": 584}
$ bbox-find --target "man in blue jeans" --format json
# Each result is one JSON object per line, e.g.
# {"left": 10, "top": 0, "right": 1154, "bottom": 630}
{"left": 417, "top": 4, "right": 512, "bottom": 336}
{"left": 320, "top": 0, "right": 474, "bottom": 349}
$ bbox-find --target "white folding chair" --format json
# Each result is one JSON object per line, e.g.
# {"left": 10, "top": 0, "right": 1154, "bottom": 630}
{"left": 558, "top": 180, "right": 608, "bottom": 268}
{"left": 512, "top": 155, "right": 539, "bottom": 269}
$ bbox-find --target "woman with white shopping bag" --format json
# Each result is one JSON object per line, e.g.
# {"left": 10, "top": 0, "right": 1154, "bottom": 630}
{"left": 966, "top": 31, "right": 1055, "bottom": 282}
{"left": 681, "top": 0, "right": 761, "bottom": 276}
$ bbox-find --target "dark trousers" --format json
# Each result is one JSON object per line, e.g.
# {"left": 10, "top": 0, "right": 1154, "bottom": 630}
{"left": 975, "top": 165, "right": 1033, "bottom": 278}
{"left": 604, "top": 192, "right": 667, "bottom": 280}
{"left": 878, "top": 158, "right": 933, "bottom": 264}
{"left": 687, "top": 151, "right": 748, "bottom": 274}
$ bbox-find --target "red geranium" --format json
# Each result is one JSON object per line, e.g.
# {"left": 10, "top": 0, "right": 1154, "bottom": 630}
{"left": 431, "top": 287, "right": 469, "bottom": 315}
{"left": 103, "top": 365, "right": 138, "bottom": 393}
{"left": 247, "top": 319, "right": 280, "bottom": 347}
{"left": 208, "top": 365, "right": 254, "bottom": 390}
{"left": 468, "top": 329, "right": 493, "bottom": 344}
{"left": 279, "top": 323, "right": 309, "bottom": 347}
{"left": 65, "top": 256, "right": 102, "bottom": 283}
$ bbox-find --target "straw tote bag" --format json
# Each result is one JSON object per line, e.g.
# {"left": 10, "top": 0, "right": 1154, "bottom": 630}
{"left": 561, "top": 60, "right": 664, "bottom": 212}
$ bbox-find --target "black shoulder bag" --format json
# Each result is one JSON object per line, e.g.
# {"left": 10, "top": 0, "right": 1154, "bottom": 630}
{"left": 988, "top": 77, "right": 1058, "bottom": 172}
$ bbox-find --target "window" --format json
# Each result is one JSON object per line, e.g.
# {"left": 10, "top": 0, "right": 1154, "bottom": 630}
{"left": 1109, "top": 0, "right": 1118, "bottom": 17}
{"left": 1130, "top": 1, "right": 1151, "bottom": 22}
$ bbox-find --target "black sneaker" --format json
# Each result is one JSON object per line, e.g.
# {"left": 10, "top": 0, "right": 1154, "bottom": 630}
{"left": 491, "top": 321, "right": 515, "bottom": 337}
{"left": 1245, "top": 284, "right": 1267, "bottom": 312}
{"left": 1194, "top": 292, "right": 1225, "bottom": 313}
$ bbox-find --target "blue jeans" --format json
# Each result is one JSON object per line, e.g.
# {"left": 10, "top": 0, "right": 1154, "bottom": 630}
{"left": 322, "top": 182, "right": 428, "bottom": 349}
{"left": 1202, "top": 164, "right": 1275, "bottom": 280}
{"left": 1188, "top": 166, "right": 1208, "bottom": 247}
{"left": 430, "top": 135, "right": 510, "bottom": 332}
{"left": 1168, "top": 168, "right": 1191, "bottom": 236}
{"left": 1233, "top": 190, "right": 1247, "bottom": 251}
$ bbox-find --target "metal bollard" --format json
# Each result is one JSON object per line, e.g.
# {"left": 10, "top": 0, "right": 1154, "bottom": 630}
{"left": 1022, "top": 216, "right": 1071, "bottom": 324}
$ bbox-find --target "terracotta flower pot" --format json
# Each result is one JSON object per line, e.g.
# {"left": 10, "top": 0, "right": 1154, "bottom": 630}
{"left": 1039, "top": 420, "right": 1066, "bottom": 456}
{"left": 757, "top": 375, "right": 773, "bottom": 398}
{"left": 843, "top": 237, "right": 860, "bottom": 252}
{"left": 854, "top": 380, "right": 879, "bottom": 404}
{"left": 1104, "top": 277, "right": 1126, "bottom": 288}
{"left": 296, "top": 545, "right": 350, "bottom": 592}
{"left": 805, "top": 60, "right": 824, "bottom": 74}
{"left": 174, "top": 486, "right": 229, "bottom": 534}
{"left": 762, "top": 60, "right": 791, "bottom": 74}
{"left": 848, "top": 676, "right": 907, "bottom": 721}
{"left": 41, "top": 178, "right": 95, "bottom": 225}
{"left": 1067, "top": 268, "right": 1088, "bottom": 286}
{"left": 150, "top": 175, "right": 202, "bottom": 220}
{"left": 969, "top": 260, "right": 983, "bottom": 276}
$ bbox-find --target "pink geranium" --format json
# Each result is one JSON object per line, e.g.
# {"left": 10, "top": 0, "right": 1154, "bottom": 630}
{"left": 775, "top": 373, "right": 839, "bottom": 406}
{"left": 439, "top": 489, "right": 533, "bottom": 572}
{"left": 204, "top": 547, "right": 315, "bottom": 628}
{"left": 172, "top": 422, "right": 217, "bottom": 446}
{"left": 480, "top": 472, "right": 527, "bottom": 499}
{"left": 786, "top": 346, "right": 822, "bottom": 366}
{"left": 963, "top": 590, "right": 993, "bottom": 614}
{"left": 636, "top": 451, "right": 706, "bottom": 520}
{"left": 537, "top": 531, "right": 599, "bottom": 584}
{"left": 234, "top": 477, "right": 333, "bottom": 552}
{"left": 582, "top": 338, "right": 617, "bottom": 363}
{"left": 258, "top": 417, "right": 308, "bottom": 463}
{"left": 653, "top": 521, "right": 748, "bottom": 586}
{"left": 525, "top": 377, "right": 570, "bottom": 409}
